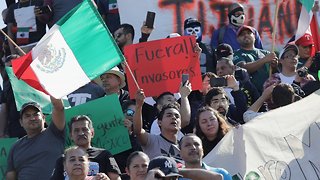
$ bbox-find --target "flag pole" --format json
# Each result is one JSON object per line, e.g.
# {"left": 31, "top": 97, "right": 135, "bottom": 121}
{"left": 123, "top": 60, "right": 140, "bottom": 90}
{"left": 0, "top": 29, "right": 26, "bottom": 55}
{"left": 270, "top": 0, "right": 280, "bottom": 76}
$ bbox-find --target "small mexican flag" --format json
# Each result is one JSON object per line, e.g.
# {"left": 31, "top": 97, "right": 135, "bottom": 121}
{"left": 109, "top": 0, "right": 118, "bottom": 14}
{"left": 16, "top": 27, "right": 29, "bottom": 45}
{"left": 12, "top": 0, "right": 124, "bottom": 99}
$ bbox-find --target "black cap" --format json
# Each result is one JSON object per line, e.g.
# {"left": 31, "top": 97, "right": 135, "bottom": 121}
{"left": 279, "top": 43, "right": 299, "bottom": 59}
{"left": 216, "top": 43, "right": 233, "bottom": 60}
{"left": 184, "top": 17, "right": 201, "bottom": 29}
{"left": 147, "top": 156, "right": 182, "bottom": 178}
{"left": 20, "top": 102, "right": 42, "bottom": 117}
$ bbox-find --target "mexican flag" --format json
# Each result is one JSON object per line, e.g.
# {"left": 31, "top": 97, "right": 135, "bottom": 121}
{"left": 296, "top": 0, "right": 316, "bottom": 40}
{"left": 109, "top": 0, "right": 118, "bottom": 14}
{"left": 12, "top": 0, "right": 124, "bottom": 99}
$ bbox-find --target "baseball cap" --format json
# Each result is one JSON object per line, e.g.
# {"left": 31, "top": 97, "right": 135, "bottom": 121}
{"left": 237, "top": 25, "right": 254, "bottom": 36}
{"left": 228, "top": 2, "right": 244, "bottom": 16}
{"left": 184, "top": 17, "right": 201, "bottom": 29}
{"left": 295, "top": 33, "right": 314, "bottom": 47}
{"left": 279, "top": 43, "right": 299, "bottom": 59}
{"left": 216, "top": 43, "right": 233, "bottom": 60}
{"left": 147, "top": 156, "right": 182, "bottom": 178}
{"left": 20, "top": 102, "right": 42, "bottom": 117}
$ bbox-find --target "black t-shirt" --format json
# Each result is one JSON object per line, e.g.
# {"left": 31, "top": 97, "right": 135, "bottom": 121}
{"left": 50, "top": 147, "right": 121, "bottom": 179}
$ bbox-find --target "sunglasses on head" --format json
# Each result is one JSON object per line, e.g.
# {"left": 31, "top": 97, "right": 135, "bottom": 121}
{"left": 126, "top": 109, "right": 135, "bottom": 117}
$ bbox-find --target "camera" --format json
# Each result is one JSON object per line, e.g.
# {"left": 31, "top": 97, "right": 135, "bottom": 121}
{"left": 297, "top": 68, "right": 308, "bottom": 77}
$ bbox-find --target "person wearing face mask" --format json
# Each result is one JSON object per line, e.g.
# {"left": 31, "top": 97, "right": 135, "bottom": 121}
{"left": 183, "top": 17, "right": 217, "bottom": 74}
{"left": 210, "top": 2, "right": 263, "bottom": 51}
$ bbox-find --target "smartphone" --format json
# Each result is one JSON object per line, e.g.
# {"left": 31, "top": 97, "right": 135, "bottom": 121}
{"left": 182, "top": 74, "right": 189, "bottom": 85}
{"left": 210, "top": 77, "right": 227, "bottom": 87}
{"left": 145, "top": 11, "right": 156, "bottom": 28}
{"left": 39, "top": 5, "right": 52, "bottom": 14}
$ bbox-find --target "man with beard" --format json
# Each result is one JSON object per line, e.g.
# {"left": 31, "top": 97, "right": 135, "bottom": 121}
{"left": 233, "top": 25, "right": 278, "bottom": 93}
{"left": 51, "top": 115, "right": 121, "bottom": 180}
{"left": 113, "top": 23, "right": 134, "bottom": 53}
{"left": 205, "top": 87, "right": 247, "bottom": 125}
{"left": 179, "top": 134, "right": 232, "bottom": 180}
{"left": 210, "top": 2, "right": 263, "bottom": 51}
{"left": 183, "top": 17, "right": 217, "bottom": 74}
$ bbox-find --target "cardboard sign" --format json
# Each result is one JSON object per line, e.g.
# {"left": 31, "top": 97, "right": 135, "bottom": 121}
{"left": 124, "top": 36, "right": 202, "bottom": 97}
{"left": 46, "top": 94, "right": 131, "bottom": 155}
{"left": 0, "top": 138, "right": 18, "bottom": 180}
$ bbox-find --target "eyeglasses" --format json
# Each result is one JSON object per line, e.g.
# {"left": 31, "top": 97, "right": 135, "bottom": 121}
{"left": 126, "top": 109, "right": 135, "bottom": 117}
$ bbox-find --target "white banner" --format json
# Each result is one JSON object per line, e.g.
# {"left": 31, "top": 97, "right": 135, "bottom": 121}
{"left": 203, "top": 89, "right": 320, "bottom": 180}
{"left": 118, "top": 0, "right": 302, "bottom": 51}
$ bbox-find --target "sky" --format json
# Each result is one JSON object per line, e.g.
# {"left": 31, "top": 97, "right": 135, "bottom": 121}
{"left": 0, "top": 1, "right": 6, "bottom": 28}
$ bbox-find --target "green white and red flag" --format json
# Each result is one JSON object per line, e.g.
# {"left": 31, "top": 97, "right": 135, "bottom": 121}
{"left": 12, "top": 0, "right": 124, "bottom": 99}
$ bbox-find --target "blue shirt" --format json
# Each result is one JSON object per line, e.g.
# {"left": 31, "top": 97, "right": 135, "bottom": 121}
{"left": 179, "top": 162, "right": 232, "bottom": 180}
{"left": 211, "top": 24, "right": 263, "bottom": 51}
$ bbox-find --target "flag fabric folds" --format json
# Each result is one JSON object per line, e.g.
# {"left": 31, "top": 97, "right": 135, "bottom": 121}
{"left": 295, "top": 0, "right": 315, "bottom": 40}
{"left": 12, "top": 0, "right": 124, "bottom": 98}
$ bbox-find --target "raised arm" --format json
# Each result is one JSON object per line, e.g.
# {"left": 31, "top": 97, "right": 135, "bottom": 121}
{"left": 132, "top": 89, "right": 149, "bottom": 146}
{"left": 179, "top": 81, "right": 192, "bottom": 128}
{"left": 50, "top": 96, "right": 65, "bottom": 131}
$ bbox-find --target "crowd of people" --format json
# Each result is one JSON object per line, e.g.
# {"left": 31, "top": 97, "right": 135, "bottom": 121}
{"left": 0, "top": 0, "right": 320, "bottom": 179}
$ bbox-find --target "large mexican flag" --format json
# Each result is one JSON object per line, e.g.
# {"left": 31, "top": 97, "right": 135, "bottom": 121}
{"left": 12, "top": 0, "right": 124, "bottom": 98}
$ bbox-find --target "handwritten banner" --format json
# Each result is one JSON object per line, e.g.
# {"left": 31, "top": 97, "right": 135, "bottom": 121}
{"left": 204, "top": 89, "right": 320, "bottom": 180}
{"left": 6, "top": 67, "right": 70, "bottom": 114}
{"left": 47, "top": 94, "right": 131, "bottom": 155}
{"left": 0, "top": 138, "right": 18, "bottom": 180}
{"left": 118, "top": 0, "right": 302, "bottom": 51}
{"left": 124, "top": 36, "right": 202, "bottom": 97}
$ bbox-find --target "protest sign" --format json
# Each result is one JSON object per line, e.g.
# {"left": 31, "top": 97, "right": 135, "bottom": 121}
{"left": 118, "top": 0, "right": 302, "bottom": 51}
{"left": 6, "top": 67, "right": 70, "bottom": 114}
{"left": 0, "top": 138, "right": 18, "bottom": 180}
{"left": 46, "top": 94, "right": 131, "bottom": 155}
{"left": 204, "top": 89, "right": 320, "bottom": 180}
{"left": 124, "top": 36, "right": 202, "bottom": 97}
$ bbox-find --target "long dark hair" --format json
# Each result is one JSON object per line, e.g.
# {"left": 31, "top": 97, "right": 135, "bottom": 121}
{"left": 194, "top": 106, "right": 230, "bottom": 141}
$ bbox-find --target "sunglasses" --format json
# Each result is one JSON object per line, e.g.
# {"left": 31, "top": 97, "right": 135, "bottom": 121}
{"left": 126, "top": 109, "right": 135, "bottom": 117}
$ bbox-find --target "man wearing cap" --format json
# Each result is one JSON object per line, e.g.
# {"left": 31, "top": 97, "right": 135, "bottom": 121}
{"left": 233, "top": 25, "right": 278, "bottom": 93}
{"left": 100, "top": 66, "right": 129, "bottom": 105}
{"left": 295, "top": 33, "right": 320, "bottom": 79}
{"left": 146, "top": 156, "right": 223, "bottom": 180}
{"left": 184, "top": 17, "right": 217, "bottom": 74}
{"left": 179, "top": 134, "right": 232, "bottom": 180}
{"left": 6, "top": 97, "right": 65, "bottom": 180}
{"left": 263, "top": 44, "right": 315, "bottom": 90}
{"left": 210, "top": 2, "right": 263, "bottom": 51}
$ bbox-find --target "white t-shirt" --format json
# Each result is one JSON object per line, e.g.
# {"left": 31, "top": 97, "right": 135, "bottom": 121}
{"left": 279, "top": 73, "right": 295, "bottom": 85}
